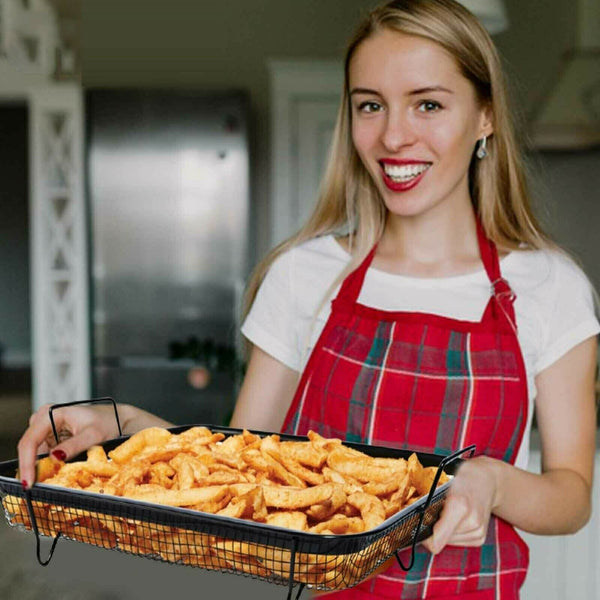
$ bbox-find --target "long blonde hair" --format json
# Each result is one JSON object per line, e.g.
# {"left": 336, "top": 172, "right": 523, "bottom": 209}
{"left": 244, "top": 0, "right": 551, "bottom": 320}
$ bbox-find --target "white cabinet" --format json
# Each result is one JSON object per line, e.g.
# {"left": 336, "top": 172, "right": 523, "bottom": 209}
{"left": 521, "top": 440, "right": 600, "bottom": 599}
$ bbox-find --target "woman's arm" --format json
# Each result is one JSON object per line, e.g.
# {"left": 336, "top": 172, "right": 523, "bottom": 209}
{"left": 230, "top": 344, "right": 300, "bottom": 431}
{"left": 424, "top": 335, "right": 597, "bottom": 553}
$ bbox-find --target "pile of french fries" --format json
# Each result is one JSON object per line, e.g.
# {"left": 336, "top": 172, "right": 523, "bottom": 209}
{"left": 4, "top": 427, "right": 449, "bottom": 587}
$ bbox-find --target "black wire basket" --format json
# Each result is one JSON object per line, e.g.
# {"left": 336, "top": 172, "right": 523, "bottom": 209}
{"left": 0, "top": 399, "right": 474, "bottom": 600}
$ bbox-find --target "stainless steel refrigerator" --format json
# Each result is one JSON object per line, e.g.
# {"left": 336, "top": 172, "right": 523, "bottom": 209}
{"left": 86, "top": 90, "right": 249, "bottom": 426}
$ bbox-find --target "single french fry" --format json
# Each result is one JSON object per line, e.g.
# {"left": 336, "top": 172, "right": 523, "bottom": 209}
{"left": 86, "top": 445, "right": 108, "bottom": 463}
{"left": 34, "top": 456, "right": 63, "bottom": 482}
{"left": 306, "top": 484, "right": 346, "bottom": 521}
{"left": 347, "top": 492, "right": 386, "bottom": 530}
{"left": 108, "top": 427, "right": 172, "bottom": 464}
{"left": 306, "top": 431, "right": 342, "bottom": 453}
{"left": 310, "top": 514, "right": 365, "bottom": 534}
{"left": 123, "top": 484, "right": 230, "bottom": 507}
{"left": 108, "top": 459, "right": 151, "bottom": 495}
{"left": 263, "top": 482, "right": 336, "bottom": 509}
{"left": 265, "top": 510, "right": 308, "bottom": 531}
{"left": 176, "top": 426, "right": 213, "bottom": 444}
{"left": 229, "top": 482, "right": 259, "bottom": 496}
{"left": 216, "top": 434, "right": 247, "bottom": 456}
{"left": 275, "top": 451, "right": 325, "bottom": 486}
{"left": 259, "top": 437, "right": 307, "bottom": 488}
{"left": 327, "top": 447, "right": 404, "bottom": 483}
{"left": 200, "top": 471, "right": 246, "bottom": 485}
{"left": 362, "top": 479, "right": 401, "bottom": 497}
{"left": 279, "top": 440, "right": 328, "bottom": 469}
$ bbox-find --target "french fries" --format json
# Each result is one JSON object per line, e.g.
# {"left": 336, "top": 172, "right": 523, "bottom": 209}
{"left": 4, "top": 427, "right": 450, "bottom": 588}
{"left": 29, "top": 427, "right": 448, "bottom": 532}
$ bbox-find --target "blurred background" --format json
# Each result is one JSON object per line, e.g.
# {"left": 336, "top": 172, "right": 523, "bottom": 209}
{"left": 0, "top": 0, "right": 598, "bottom": 598}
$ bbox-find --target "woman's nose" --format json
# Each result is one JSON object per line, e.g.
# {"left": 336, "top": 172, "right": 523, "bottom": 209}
{"left": 381, "top": 112, "right": 416, "bottom": 152}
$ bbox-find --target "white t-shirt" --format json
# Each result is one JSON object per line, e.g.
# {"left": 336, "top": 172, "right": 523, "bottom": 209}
{"left": 242, "top": 235, "right": 599, "bottom": 469}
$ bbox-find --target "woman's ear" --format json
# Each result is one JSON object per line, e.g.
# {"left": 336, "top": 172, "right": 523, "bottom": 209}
{"left": 478, "top": 104, "right": 494, "bottom": 138}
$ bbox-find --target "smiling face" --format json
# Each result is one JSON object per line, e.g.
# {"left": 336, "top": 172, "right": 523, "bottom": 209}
{"left": 349, "top": 29, "right": 493, "bottom": 220}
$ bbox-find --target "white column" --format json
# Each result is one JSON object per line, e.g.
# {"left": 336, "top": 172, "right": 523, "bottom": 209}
{"left": 30, "top": 84, "right": 90, "bottom": 408}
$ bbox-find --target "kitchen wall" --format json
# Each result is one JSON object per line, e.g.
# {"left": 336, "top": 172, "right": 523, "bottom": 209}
{"left": 531, "top": 149, "right": 600, "bottom": 290}
{"left": 80, "top": 0, "right": 598, "bottom": 278}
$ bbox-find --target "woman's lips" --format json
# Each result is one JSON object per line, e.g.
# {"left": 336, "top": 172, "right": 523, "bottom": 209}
{"left": 380, "top": 163, "right": 430, "bottom": 192}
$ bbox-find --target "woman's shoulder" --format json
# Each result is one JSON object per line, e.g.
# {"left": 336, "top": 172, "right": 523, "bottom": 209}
{"left": 506, "top": 247, "right": 599, "bottom": 375}
{"left": 505, "top": 245, "right": 595, "bottom": 303}
{"left": 507, "top": 246, "right": 591, "bottom": 281}
{"left": 272, "top": 234, "right": 350, "bottom": 272}
{"left": 290, "top": 234, "right": 349, "bottom": 260}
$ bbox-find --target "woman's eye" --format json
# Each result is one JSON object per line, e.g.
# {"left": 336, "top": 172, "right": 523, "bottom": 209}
{"left": 417, "top": 100, "right": 442, "bottom": 113}
{"left": 357, "top": 101, "right": 383, "bottom": 114}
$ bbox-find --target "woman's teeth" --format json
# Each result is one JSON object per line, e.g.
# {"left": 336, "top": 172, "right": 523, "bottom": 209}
{"left": 383, "top": 163, "right": 430, "bottom": 182}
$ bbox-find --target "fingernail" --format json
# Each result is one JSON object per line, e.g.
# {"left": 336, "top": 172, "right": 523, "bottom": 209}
{"left": 52, "top": 449, "right": 66, "bottom": 461}
{"left": 21, "top": 479, "right": 29, "bottom": 490}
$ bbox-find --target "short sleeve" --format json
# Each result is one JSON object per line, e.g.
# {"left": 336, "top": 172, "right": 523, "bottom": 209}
{"left": 535, "top": 253, "right": 600, "bottom": 373}
{"left": 241, "top": 251, "right": 300, "bottom": 372}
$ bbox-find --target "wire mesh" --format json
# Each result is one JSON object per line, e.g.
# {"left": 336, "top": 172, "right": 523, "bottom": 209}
{"left": 0, "top": 427, "right": 465, "bottom": 593}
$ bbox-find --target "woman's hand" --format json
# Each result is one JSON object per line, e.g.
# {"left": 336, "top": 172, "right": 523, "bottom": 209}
{"left": 422, "top": 456, "right": 500, "bottom": 555}
{"left": 17, "top": 403, "right": 172, "bottom": 489}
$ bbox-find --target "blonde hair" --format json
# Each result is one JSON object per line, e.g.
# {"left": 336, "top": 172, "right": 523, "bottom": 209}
{"left": 243, "top": 0, "right": 552, "bottom": 322}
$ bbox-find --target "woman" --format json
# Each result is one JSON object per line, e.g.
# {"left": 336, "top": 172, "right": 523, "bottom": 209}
{"left": 18, "top": 1, "right": 598, "bottom": 598}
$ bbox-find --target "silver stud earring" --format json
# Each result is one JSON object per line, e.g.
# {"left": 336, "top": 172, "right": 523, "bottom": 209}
{"left": 476, "top": 136, "right": 488, "bottom": 159}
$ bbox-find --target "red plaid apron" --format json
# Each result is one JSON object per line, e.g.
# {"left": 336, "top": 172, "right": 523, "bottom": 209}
{"left": 281, "top": 225, "right": 529, "bottom": 599}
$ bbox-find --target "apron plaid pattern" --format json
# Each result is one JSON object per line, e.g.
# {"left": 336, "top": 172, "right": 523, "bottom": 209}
{"left": 282, "top": 225, "right": 529, "bottom": 599}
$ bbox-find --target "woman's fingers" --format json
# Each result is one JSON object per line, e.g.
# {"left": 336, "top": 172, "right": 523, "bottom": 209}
{"left": 17, "top": 404, "right": 125, "bottom": 488}
{"left": 17, "top": 409, "right": 57, "bottom": 487}
{"left": 49, "top": 425, "right": 107, "bottom": 464}
{"left": 425, "top": 492, "right": 492, "bottom": 554}
{"left": 428, "top": 494, "right": 470, "bottom": 554}
{"left": 421, "top": 536, "right": 436, "bottom": 553}
{"left": 37, "top": 441, "right": 50, "bottom": 455}
{"left": 444, "top": 530, "right": 488, "bottom": 546}
{"left": 422, "top": 526, "right": 487, "bottom": 553}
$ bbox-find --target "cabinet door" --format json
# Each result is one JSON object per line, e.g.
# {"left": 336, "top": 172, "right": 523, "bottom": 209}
{"left": 295, "top": 99, "right": 339, "bottom": 228}
{"left": 269, "top": 60, "right": 342, "bottom": 246}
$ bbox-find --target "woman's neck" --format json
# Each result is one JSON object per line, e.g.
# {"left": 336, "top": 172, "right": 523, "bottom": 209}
{"left": 375, "top": 206, "right": 482, "bottom": 277}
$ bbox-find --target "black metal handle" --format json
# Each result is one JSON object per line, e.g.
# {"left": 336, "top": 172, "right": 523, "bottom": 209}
{"left": 423, "top": 444, "right": 476, "bottom": 511}
{"left": 395, "top": 444, "right": 476, "bottom": 571}
{"left": 23, "top": 487, "right": 61, "bottom": 566}
{"left": 395, "top": 508, "right": 427, "bottom": 571}
{"left": 48, "top": 397, "right": 122, "bottom": 445}
{"left": 23, "top": 397, "right": 122, "bottom": 566}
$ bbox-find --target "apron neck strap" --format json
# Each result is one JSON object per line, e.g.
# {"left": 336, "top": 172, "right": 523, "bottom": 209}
{"left": 476, "top": 219, "right": 501, "bottom": 284}
{"left": 337, "top": 245, "right": 377, "bottom": 304}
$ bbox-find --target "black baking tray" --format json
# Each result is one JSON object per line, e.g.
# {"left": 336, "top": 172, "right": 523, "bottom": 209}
{"left": 0, "top": 422, "right": 473, "bottom": 599}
